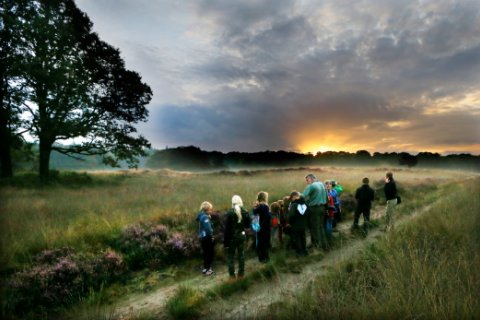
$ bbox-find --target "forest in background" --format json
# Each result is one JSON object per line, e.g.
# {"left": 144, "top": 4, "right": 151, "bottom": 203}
{"left": 10, "top": 144, "right": 480, "bottom": 172}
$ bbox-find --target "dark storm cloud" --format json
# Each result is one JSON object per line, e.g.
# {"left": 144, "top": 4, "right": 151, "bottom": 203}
{"left": 171, "top": 0, "right": 480, "bottom": 152}
{"left": 78, "top": 0, "right": 480, "bottom": 153}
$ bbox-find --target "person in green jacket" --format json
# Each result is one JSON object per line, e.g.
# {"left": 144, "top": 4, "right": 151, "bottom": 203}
{"left": 302, "top": 173, "right": 329, "bottom": 250}
{"left": 224, "top": 195, "right": 251, "bottom": 279}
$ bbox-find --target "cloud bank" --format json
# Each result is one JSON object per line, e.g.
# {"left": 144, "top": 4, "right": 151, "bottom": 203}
{"left": 77, "top": 0, "right": 480, "bottom": 154}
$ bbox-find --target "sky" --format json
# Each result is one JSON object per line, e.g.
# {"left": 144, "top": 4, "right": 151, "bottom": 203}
{"left": 75, "top": 0, "right": 480, "bottom": 155}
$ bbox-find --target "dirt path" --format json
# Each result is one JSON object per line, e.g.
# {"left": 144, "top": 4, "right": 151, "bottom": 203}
{"left": 111, "top": 197, "right": 435, "bottom": 320}
{"left": 204, "top": 209, "right": 402, "bottom": 320}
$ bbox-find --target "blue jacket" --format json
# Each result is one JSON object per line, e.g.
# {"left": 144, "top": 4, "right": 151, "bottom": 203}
{"left": 196, "top": 211, "right": 213, "bottom": 238}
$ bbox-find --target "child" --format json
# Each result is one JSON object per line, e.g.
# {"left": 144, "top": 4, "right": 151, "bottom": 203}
{"left": 287, "top": 191, "right": 309, "bottom": 256}
{"left": 324, "top": 181, "right": 336, "bottom": 242}
{"left": 270, "top": 201, "right": 281, "bottom": 247}
{"left": 196, "top": 201, "right": 215, "bottom": 276}
{"left": 252, "top": 191, "right": 271, "bottom": 263}
{"left": 224, "top": 195, "right": 250, "bottom": 279}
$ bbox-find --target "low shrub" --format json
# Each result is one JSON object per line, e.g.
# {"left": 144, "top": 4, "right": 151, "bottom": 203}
{"left": 6, "top": 248, "right": 126, "bottom": 314}
{"left": 116, "top": 223, "right": 201, "bottom": 269}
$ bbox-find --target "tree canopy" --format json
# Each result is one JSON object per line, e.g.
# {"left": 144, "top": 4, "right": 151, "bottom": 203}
{"left": 1, "top": 0, "right": 152, "bottom": 180}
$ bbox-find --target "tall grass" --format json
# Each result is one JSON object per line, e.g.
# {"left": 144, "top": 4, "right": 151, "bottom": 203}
{"left": 266, "top": 177, "right": 480, "bottom": 319}
{"left": 0, "top": 167, "right": 468, "bottom": 271}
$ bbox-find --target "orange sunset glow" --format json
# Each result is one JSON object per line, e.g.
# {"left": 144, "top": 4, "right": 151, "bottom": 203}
{"left": 77, "top": 0, "right": 479, "bottom": 155}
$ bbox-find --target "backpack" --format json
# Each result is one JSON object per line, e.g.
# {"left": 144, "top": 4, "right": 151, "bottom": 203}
{"left": 251, "top": 214, "right": 260, "bottom": 232}
{"left": 333, "top": 184, "right": 343, "bottom": 195}
{"left": 271, "top": 212, "right": 279, "bottom": 228}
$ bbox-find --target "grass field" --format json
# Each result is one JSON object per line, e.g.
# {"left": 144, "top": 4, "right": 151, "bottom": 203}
{"left": 265, "top": 176, "right": 480, "bottom": 319}
{"left": 0, "top": 166, "right": 468, "bottom": 272}
{"left": 0, "top": 166, "right": 477, "bottom": 319}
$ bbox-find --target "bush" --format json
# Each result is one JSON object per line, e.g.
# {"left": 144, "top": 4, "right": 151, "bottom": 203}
{"left": 116, "top": 223, "right": 201, "bottom": 269}
{"left": 6, "top": 248, "right": 125, "bottom": 313}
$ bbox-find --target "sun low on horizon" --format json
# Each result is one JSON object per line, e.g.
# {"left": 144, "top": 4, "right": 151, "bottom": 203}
{"left": 76, "top": 0, "right": 480, "bottom": 156}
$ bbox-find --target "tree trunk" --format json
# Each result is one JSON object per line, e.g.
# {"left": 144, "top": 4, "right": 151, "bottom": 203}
{"left": 0, "top": 107, "right": 13, "bottom": 178}
{"left": 0, "top": 139, "right": 13, "bottom": 178}
{"left": 39, "top": 138, "right": 52, "bottom": 182}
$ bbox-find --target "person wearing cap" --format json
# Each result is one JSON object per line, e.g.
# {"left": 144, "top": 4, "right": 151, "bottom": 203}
{"left": 302, "top": 173, "right": 329, "bottom": 250}
{"left": 353, "top": 177, "right": 375, "bottom": 234}
{"left": 384, "top": 171, "right": 398, "bottom": 231}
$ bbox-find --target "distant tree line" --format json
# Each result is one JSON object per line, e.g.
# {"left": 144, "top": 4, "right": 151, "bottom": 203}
{"left": 146, "top": 146, "right": 480, "bottom": 171}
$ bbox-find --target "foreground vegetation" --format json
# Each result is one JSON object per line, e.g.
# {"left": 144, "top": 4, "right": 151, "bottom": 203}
{"left": 265, "top": 177, "right": 480, "bottom": 319}
{"left": 0, "top": 167, "right": 475, "bottom": 318}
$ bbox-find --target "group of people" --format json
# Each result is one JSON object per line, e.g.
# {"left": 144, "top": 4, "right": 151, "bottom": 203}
{"left": 196, "top": 171, "right": 398, "bottom": 279}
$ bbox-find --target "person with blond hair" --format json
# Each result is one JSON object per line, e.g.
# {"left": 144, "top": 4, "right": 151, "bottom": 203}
{"left": 224, "top": 195, "right": 250, "bottom": 279}
{"left": 196, "top": 201, "right": 215, "bottom": 276}
{"left": 252, "top": 191, "right": 271, "bottom": 263}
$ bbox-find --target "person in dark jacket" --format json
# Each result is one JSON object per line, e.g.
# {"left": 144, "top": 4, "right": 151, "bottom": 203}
{"left": 196, "top": 201, "right": 215, "bottom": 276}
{"left": 353, "top": 177, "right": 375, "bottom": 234}
{"left": 224, "top": 195, "right": 251, "bottom": 279}
{"left": 252, "top": 191, "right": 271, "bottom": 263}
{"left": 287, "top": 191, "right": 309, "bottom": 256}
{"left": 384, "top": 171, "right": 398, "bottom": 231}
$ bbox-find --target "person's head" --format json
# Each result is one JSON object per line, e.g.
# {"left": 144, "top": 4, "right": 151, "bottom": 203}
{"left": 232, "top": 195, "right": 243, "bottom": 208}
{"left": 331, "top": 180, "right": 337, "bottom": 187}
{"left": 386, "top": 171, "right": 393, "bottom": 182}
{"left": 270, "top": 201, "right": 281, "bottom": 213}
{"left": 232, "top": 195, "right": 243, "bottom": 222}
{"left": 305, "top": 173, "right": 317, "bottom": 184}
{"left": 324, "top": 180, "right": 332, "bottom": 189}
{"left": 277, "top": 199, "right": 284, "bottom": 207}
{"left": 257, "top": 191, "right": 268, "bottom": 204}
{"left": 199, "top": 201, "right": 213, "bottom": 213}
{"left": 362, "top": 177, "right": 369, "bottom": 184}
{"left": 290, "top": 191, "right": 301, "bottom": 201}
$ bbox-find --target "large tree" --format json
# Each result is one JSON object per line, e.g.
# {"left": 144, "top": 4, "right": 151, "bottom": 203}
{"left": 3, "top": 0, "right": 152, "bottom": 181}
{"left": 0, "top": 0, "right": 32, "bottom": 178}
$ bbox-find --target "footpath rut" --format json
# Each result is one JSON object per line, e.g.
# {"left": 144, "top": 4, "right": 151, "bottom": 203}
{"left": 113, "top": 197, "right": 440, "bottom": 320}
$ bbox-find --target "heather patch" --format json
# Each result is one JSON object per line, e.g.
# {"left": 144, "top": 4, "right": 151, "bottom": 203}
{"left": 115, "top": 223, "right": 201, "bottom": 269}
{"left": 6, "top": 248, "right": 125, "bottom": 313}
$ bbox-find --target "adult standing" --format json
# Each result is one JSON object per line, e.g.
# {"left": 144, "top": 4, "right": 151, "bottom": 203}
{"left": 253, "top": 191, "right": 271, "bottom": 263}
{"left": 353, "top": 177, "right": 375, "bottom": 234}
{"left": 302, "top": 173, "right": 329, "bottom": 250}
{"left": 287, "top": 191, "right": 309, "bottom": 256}
{"left": 224, "top": 195, "right": 250, "bottom": 279}
{"left": 384, "top": 171, "right": 398, "bottom": 231}
{"left": 196, "top": 201, "right": 215, "bottom": 276}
